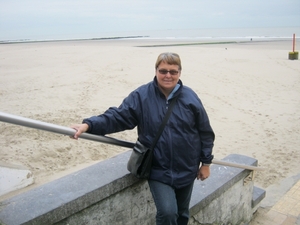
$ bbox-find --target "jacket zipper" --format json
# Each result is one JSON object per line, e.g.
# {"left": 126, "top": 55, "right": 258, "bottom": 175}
{"left": 166, "top": 99, "right": 174, "bottom": 186}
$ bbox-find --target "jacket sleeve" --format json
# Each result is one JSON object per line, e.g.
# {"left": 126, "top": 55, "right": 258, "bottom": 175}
{"left": 197, "top": 104, "right": 215, "bottom": 164}
{"left": 82, "top": 91, "right": 140, "bottom": 135}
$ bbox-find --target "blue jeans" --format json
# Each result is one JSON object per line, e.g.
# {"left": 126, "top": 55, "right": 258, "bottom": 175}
{"left": 148, "top": 180, "right": 194, "bottom": 225}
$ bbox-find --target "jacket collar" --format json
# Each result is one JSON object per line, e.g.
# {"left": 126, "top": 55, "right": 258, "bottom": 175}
{"left": 153, "top": 76, "right": 182, "bottom": 100}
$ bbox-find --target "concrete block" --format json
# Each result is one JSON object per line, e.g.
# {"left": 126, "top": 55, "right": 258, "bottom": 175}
{"left": 0, "top": 163, "right": 34, "bottom": 197}
{"left": 189, "top": 154, "right": 261, "bottom": 225}
{"left": 252, "top": 186, "right": 266, "bottom": 213}
{"left": 0, "top": 153, "right": 265, "bottom": 225}
{"left": 0, "top": 151, "right": 137, "bottom": 225}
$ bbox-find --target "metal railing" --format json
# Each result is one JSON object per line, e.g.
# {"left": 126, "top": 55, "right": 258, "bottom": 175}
{"left": 0, "top": 111, "right": 264, "bottom": 171}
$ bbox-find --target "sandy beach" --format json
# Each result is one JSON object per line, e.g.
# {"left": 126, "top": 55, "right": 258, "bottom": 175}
{"left": 0, "top": 38, "right": 299, "bottom": 210}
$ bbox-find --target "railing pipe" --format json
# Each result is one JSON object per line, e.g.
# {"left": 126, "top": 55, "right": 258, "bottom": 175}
{"left": 0, "top": 111, "right": 264, "bottom": 171}
{"left": 0, "top": 111, "right": 134, "bottom": 148}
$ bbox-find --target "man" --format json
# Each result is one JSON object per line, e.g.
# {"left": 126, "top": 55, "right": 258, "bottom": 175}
{"left": 72, "top": 52, "right": 214, "bottom": 225}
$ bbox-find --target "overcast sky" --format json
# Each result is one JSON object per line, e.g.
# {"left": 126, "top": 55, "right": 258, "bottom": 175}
{"left": 0, "top": 0, "right": 299, "bottom": 40}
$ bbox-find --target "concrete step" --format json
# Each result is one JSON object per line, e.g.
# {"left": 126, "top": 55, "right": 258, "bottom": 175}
{"left": 252, "top": 186, "right": 266, "bottom": 210}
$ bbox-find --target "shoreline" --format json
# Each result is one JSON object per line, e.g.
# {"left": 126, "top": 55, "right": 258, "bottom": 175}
{"left": 0, "top": 36, "right": 296, "bottom": 45}
{"left": 0, "top": 35, "right": 150, "bottom": 44}
{"left": 136, "top": 39, "right": 296, "bottom": 47}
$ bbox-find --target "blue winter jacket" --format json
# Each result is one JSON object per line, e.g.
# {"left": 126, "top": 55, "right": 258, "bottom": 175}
{"left": 83, "top": 77, "right": 215, "bottom": 188}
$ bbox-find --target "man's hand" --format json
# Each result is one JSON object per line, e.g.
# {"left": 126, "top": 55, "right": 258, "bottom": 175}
{"left": 70, "top": 123, "right": 89, "bottom": 139}
{"left": 197, "top": 165, "right": 210, "bottom": 181}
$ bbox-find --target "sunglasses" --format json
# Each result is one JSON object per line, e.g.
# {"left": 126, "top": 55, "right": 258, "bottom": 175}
{"left": 158, "top": 69, "right": 179, "bottom": 75}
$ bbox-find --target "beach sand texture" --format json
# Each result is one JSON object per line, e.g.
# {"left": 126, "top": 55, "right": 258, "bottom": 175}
{"left": 0, "top": 39, "right": 299, "bottom": 207}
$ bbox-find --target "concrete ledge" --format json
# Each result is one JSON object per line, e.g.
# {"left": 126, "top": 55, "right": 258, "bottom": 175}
{"left": 189, "top": 154, "right": 260, "bottom": 224}
{"left": 252, "top": 186, "right": 266, "bottom": 209}
{"left": 0, "top": 151, "right": 137, "bottom": 225}
{"left": 0, "top": 153, "right": 265, "bottom": 225}
{"left": 190, "top": 154, "right": 258, "bottom": 213}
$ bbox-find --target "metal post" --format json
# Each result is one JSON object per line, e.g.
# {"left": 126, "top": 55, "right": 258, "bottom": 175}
{"left": 293, "top": 33, "right": 295, "bottom": 52}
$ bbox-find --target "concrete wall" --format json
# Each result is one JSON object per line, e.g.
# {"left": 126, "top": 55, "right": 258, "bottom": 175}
{"left": 0, "top": 152, "right": 265, "bottom": 225}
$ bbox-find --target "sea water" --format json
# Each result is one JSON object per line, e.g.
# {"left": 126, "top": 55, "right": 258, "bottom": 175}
{"left": 1, "top": 26, "right": 299, "bottom": 43}
{"left": 132, "top": 27, "right": 300, "bottom": 40}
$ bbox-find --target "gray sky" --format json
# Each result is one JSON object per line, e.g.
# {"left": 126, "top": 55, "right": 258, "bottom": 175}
{"left": 0, "top": 0, "right": 299, "bottom": 40}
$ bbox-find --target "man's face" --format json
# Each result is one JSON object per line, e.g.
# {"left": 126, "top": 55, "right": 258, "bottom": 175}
{"left": 156, "top": 61, "right": 181, "bottom": 96}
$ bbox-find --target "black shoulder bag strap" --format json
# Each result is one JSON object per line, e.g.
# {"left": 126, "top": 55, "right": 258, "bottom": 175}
{"left": 150, "top": 96, "right": 178, "bottom": 150}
